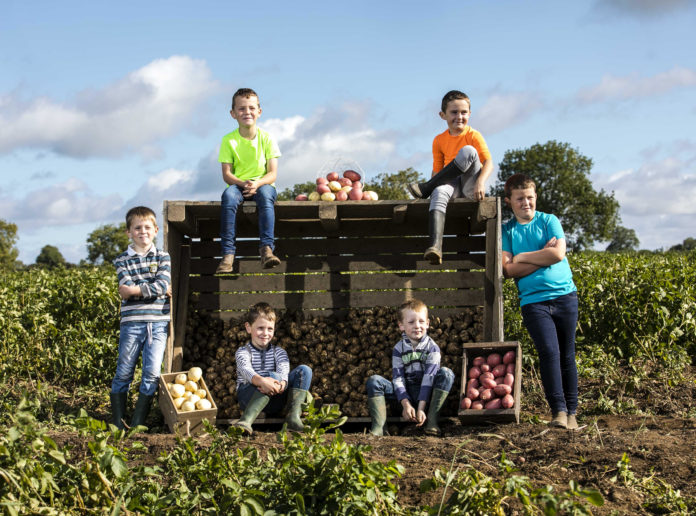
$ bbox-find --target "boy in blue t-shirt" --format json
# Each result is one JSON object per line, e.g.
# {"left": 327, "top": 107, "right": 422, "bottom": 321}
{"left": 501, "top": 174, "right": 579, "bottom": 430}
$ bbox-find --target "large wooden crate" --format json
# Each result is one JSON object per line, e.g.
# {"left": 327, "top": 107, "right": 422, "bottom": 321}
{"left": 163, "top": 198, "right": 503, "bottom": 424}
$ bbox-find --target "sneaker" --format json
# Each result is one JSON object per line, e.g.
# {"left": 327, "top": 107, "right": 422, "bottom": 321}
{"left": 407, "top": 183, "right": 424, "bottom": 199}
{"left": 549, "top": 411, "right": 568, "bottom": 428}
{"left": 216, "top": 254, "right": 235, "bottom": 274}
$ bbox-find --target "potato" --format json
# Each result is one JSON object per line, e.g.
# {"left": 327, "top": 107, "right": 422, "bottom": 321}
{"left": 328, "top": 181, "right": 342, "bottom": 192}
{"left": 184, "top": 380, "right": 198, "bottom": 393}
{"left": 472, "top": 356, "right": 485, "bottom": 367}
{"left": 494, "top": 384, "right": 512, "bottom": 396}
{"left": 196, "top": 398, "right": 212, "bottom": 410}
{"left": 503, "top": 350, "right": 516, "bottom": 364}
{"left": 187, "top": 367, "right": 203, "bottom": 382}
{"left": 479, "top": 371, "right": 494, "bottom": 382}
{"left": 188, "top": 394, "right": 201, "bottom": 405}
{"left": 487, "top": 353, "right": 502, "bottom": 367}
{"left": 467, "top": 366, "right": 481, "bottom": 379}
{"left": 480, "top": 388, "right": 494, "bottom": 401}
{"left": 480, "top": 377, "right": 496, "bottom": 390}
{"left": 316, "top": 177, "right": 328, "bottom": 185}
{"left": 506, "top": 363, "right": 515, "bottom": 375}
{"left": 174, "top": 373, "right": 187, "bottom": 385}
{"left": 504, "top": 373, "right": 515, "bottom": 387}
{"left": 327, "top": 172, "right": 340, "bottom": 182}
{"left": 501, "top": 394, "right": 515, "bottom": 409}
{"left": 195, "top": 388, "right": 208, "bottom": 399}
{"left": 308, "top": 191, "right": 321, "bottom": 201}
{"left": 169, "top": 383, "right": 186, "bottom": 398}
{"left": 173, "top": 396, "right": 185, "bottom": 409}
{"left": 492, "top": 364, "right": 507, "bottom": 378}
{"left": 364, "top": 191, "right": 379, "bottom": 200}
{"left": 343, "top": 169, "right": 361, "bottom": 182}
{"left": 349, "top": 188, "right": 363, "bottom": 201}
{"left": 295, "top": 194, "right": 308, "bottom": 201}
{"left": 320, "top": 192, "right": 336, "bottom": 201}
{"left": 338, "top": 177, "right": 352, "bottom": 187}
{"left": 317, "top": 184, "right": 331, "bottom": 194}
{"left": 336, "top": 190, "right": 348, "bottom": 201}
{"left": 460, "top": 397, "right": 472, "bottom": 410}
{"left": 467, "top": 378, "right": 479, "bottom": 389}
{"left": 471, "top": 401, "right": 484, "bottom": 410}
{"left": 467, "top": 388, "right": 480, "bottom": 400}
{"left": 484, "top": 398, "right": 502, "bottom": 410}
{"left": 480, "top": 363, "right": 490, "bottom": 372}
{"left": 180, "top": 401, "right": 196, "bottom": 412}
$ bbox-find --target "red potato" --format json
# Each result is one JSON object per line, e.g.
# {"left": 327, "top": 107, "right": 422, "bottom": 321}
{"left": 327, "top": 171, "right": 340, "bottom": 182}
{"left": 316, "top": 177, "right": 328, "bottom": 185}
{"left": 503, "top": 350, "right": 516, "bottom": 364}
{"left": 492, "top": 364, "right": 507, "bottom": 378}
{"left": 506, "top": 363, "right": 515, "bottom": 375}
{"left": 467, "top": 378, "right": 479, "bottom": 389}
{"left": 343, "top": 169, "right": 361, "bottom": 182}
{"left": 349, "top": 188, "right": 363, "bottom": 201}
{"left": 467, "top": 388, "right": 480, "bottom": 400}
{"left": 317, "top": 184, "right": 331, "bottom": 194}
{"left": 351, "top": 181, "right": 363, "bottom": 190}
{"left": 468, "top": 366, "right": 481, "bottom": 379}
{"left": 480, "top": 363, "right": 490, "bottom": 372}
{"left": 338, "top": 177, "right": 352, "bottom": 187}
{"left": 460, "top": 397, "right": 472, "bottom": 410}
{"left": 335, "top": 190, "right": 348, "bottom": 201}
{"left": 494, "top": 384, "right": 512, "bottom": 396}
{"left": 480, "top": 388, "right": 494, "bottom": 401}
{"left": 495, "top": 377, "right": 505, "bottom": 385}
{"left": 487, "top": 353, "right": 502, "bottom": 367}
{"left": 485, "top": 398, "right": 502, "bottom": 410}
{"left": 472, "top": 356, "right": 485, "bottom": 367}
{"left": 504, "top": 373, "right": 514, "bottom": 387}
{"left": 295, "top": 194, "right": 308, "bottom": 201}
{"left": 501, "top": 394, "right": 515, "bottom": 409}
{"left": 479, "top": 372, "right": 494, "bottom": 382}
{"left": 480, "top": 377, "right": 497, "bottom": 390}
{"left": 471, "top": 401, "right": 484, "bottom": 410}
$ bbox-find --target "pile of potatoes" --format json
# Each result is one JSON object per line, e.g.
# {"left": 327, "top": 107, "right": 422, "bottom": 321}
{"left": 295, "top": 170, "right": 379, "bottom": 202}
{"left": 183, "top": 306, "right": 484, "bottom": 419}
{"left": 461, "top": 350, "right": 516, "bottom": 410}
{"left": 167, "top": 367, "right": 214, "bottom": 412}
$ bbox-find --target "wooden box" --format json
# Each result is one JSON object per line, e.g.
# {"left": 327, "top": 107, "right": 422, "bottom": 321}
{"left": 159, "top": 372, "right": 218, "bottom": 435}
{"left": 458, "top": 341, "right": 522, "bottom": 424}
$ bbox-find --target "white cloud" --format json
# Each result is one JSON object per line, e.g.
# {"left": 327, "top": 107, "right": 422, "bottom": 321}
{"left": 591, "top": 0, "right": 693, "bottom": 17}
{"left": 0, "top": 56, "right": 220, "bottom": 158}
{"left": 577, "top": 67, "right": 696, "bottom": 102}
{"left": 475, "top": 93, "right": 544, "bottom": 135}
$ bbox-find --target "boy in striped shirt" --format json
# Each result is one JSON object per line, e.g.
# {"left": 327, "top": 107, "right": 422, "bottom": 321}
{"left": 110, "top": 206, "right": 171, "bottom": 430}
{"left": 233, "top": 302, "right": 312, "bottom": 434}
{"left": 365, "top": 299, "right": 454, "bottom": 436}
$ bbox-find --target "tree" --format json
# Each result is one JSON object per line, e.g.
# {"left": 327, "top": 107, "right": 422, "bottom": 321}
{"left": 606, "top": 226, "right": 640, "bottom": 252}
{"left": 490, "top": 141, "right": 620, "bottom": 251}
{"left": 277, "top": 181, "right": 318, "bottom": 201}
{"left": 86, "top": 223, "right": 129, "bottom": 264}
{"left": 0, "top": 219, "right": 20, "bottom": 270}
{"left": 36, "top": 245, "right": 67, "bottom": 268}
{"left": 369, "top": 168, "right": 425, "bottom": 200}
{"left": 669, "top": 237, "right": 696, "bottom": 252}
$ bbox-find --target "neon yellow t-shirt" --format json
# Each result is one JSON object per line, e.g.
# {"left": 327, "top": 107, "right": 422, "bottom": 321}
{"left": 218, "top": 128, "right": 281, "bottom": 182}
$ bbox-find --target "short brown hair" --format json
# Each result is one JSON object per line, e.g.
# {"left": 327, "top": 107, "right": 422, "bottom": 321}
{"left": 246, "top": 302, "right": 276, "bottom": 324}
{"left": 398, "top": 299, "right": 428, "bottom": 321}
{"left": 232, "top": 88, "right": 259, "bottom": 109}
{"left": 125, "top": 206, "right": 157, "bottom": 230}
{"left": 441, "top": 90, "right": 470, "bottom": 113}
{"left": 503, "top": 174, "right": 536, "bottom": 198}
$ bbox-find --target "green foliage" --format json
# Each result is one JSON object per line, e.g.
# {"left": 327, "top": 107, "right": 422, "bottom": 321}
{"left": 669, "top": 237, "right": 696, "bottom": 252}
{"left": 369, "top": 168, "right": 425, "bottom": 200}
{"left": 491, "top": 141, "right": 620, "bottom": 250}
{"left": 606, "top": 226, "right": 640, "bottom": 252}
{"left": 277, "top": 180, "right": 318, "bottom": 201}
{"left": 0, "top": 219, "right": 20, "bottom": 271}
{"left": 86, "top": 223, "right": 129, "bottom": 264}
{"left": 35, "top": 245, "right": 67, "bottom": 268}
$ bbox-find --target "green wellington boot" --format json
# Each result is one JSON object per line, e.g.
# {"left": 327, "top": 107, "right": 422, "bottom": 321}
{"left": 234, "top": 390, "right": 270, "bottom": 435}
{"left": 130, "top": 393, "right": 154, "bottom": 429}
{"left": 423, "top": 210, "right": 446, "bottom": 265}
{"left": 367, "top": 396, "right": 387, "bottom": 436}
{"left": 110, "top": 392, "right": 128, "bottom": 430}
{"left": 423, "top": 388, "right": 449, "bottom": 436}
{"left": 285, "top": 388, "right": 308, "bottom": 432}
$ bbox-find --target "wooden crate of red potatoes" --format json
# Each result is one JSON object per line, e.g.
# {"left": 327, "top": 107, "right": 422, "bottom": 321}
{"left": 459, "top": 341, "right": 521, "bottom": 424}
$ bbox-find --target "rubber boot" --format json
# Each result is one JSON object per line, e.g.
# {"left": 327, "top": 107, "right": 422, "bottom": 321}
{"left": 408, "top": 159, "right": 465, "bottom": 199}
{"left": 424, "top": 388, "right": 449, "bottom": 435}
{"left": 234, "top": 390, "right": 270, "bottom": 435}
{"left": 423, "top": 210, "right": 446, "bottom": 265}
{"left": 285, "top": 388, "right": 308, "bottom": 432}
{"left": 260, "top": 246, "right": 281, "bottom": 269}
{"left": 567, "top": 414, "right": 578, "bottom": 430}
{"left": 130, "top": 393, "right": 154, "bottom": 428}
{"left": 216, "top": 254, "right": 235, "bottom": 274}
{"left": 110, "top": 392, "right": 128, "bottom": 430}
{"left": 367, "top": 396, "right": 387, "bottom": 436}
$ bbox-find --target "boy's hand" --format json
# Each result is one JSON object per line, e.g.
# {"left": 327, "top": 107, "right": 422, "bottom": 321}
{"left": 415, "top": 409, "right": 427, "bottom": 426}
{"left": 243, "top": 179, "right": 259, "bottom": 197}
{"left": 119, "top": 284, "right": 141, "bottom": 300}
{"left": 544, "top": 237, "right": 558, "bottom": 248}
{"left": 473, "top": 178, "right": 486, "bottom": 201}
{"left": 401, "top": 401, "right": 417, "bottom": 422}
{"left": 166, "top": 285, "right": 172, "bottom": 298}
{"left": 257, "top": 376, "right": 282, "bottom": 395}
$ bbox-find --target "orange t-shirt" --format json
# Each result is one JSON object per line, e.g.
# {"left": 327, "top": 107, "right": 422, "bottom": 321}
{"left": 432, "top": 126, "right": 491, "bottom": 174}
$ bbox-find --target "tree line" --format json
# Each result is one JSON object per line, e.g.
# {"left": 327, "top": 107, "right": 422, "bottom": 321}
{"left": 1, "top": 140, "right": 693, "bottom": 270}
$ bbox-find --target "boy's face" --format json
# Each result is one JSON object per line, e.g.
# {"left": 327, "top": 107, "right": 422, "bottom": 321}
{"left": 440, "top": 98, "right": 470, "bottom": 135}
{"left": 398, "top": 308, "right": 430, "bottom": 342}
{"left": 245, "top": 316, "right": 275, "bottom": 349}
{"left": 126, "top": 216, "right": 158, "bottom": 251}
{"left": 231, "top": 95, "right": 261, "bottom": 129}
{"left": 506, "top": 187, "right": 537, "bottom": 223}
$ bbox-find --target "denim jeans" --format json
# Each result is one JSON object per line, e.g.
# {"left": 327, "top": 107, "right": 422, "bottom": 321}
{"left": 220, "top": 183, "right": 277, "bottom": 255}
{"left": 365, "top": 367, "right": 454, "bottom": 409}
{"left": 111, "top": 321, "right": 168, "bottom": 396}
{"left": 521, "top": 292, "right": 578, "bottom": 415}
{"left": 236, "top": 364, "right": 312, "bottom": 415}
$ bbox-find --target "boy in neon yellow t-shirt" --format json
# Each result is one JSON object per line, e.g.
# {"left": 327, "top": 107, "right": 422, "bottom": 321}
{"left": 217, "top": 88, "right": 281, "bottom": 273}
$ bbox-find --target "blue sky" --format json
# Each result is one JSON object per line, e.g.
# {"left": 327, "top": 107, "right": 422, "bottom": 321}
{"left": 1, "top": 0, "right": 695, "bottom": 263}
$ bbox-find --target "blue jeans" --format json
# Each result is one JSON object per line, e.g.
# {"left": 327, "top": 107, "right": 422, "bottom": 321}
{"left": 111, "top": 321, "right": 168, "bottom": 396}
{"left": 521, "top": 292, "right": 578, "bottom": 415}
{"left": 236, "top": 365, "right": 312, "bottom": 415}
{"left": 365, "top": 367, "right": 454, "bottom": 408}
{"left": 220, "top": 184, "right": 277, "bottom": 255}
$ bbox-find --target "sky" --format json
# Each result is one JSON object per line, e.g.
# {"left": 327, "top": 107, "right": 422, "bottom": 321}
{"left": 1, "top": 0, "right": 695, "bottom": 263}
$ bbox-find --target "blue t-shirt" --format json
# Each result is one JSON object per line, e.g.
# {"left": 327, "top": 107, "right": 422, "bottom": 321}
{"left": 502, "top": 211, "right": 576, "bottom": 306}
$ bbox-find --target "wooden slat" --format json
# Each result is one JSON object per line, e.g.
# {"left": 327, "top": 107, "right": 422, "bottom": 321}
{"left": 194, "top": 288, "right": 485, "bottom": 311}
{"left": 172, "top": 245, "right": 191, "bottom": 372}
{"left": 189, "top": 270, "right": 486, "bottom": 293}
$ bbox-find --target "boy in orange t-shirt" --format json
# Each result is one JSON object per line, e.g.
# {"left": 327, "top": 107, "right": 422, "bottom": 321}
{"left": 408, "top": 90, "right": 493, "bottom": 264}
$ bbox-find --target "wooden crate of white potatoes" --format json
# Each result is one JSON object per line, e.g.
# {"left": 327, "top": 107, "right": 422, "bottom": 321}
{"left": 159, "top": 367, "right": 218, "bottom": 435}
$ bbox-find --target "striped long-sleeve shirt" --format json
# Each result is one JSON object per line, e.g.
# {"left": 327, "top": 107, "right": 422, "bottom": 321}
{"left": 113, "top": 244, "right": 171, "bottom": 323}
{"left": 235, "top": 342, "right": 290, "bottom": 389}
{"left": 392, "top": 334, "right": 441, "bottom": 403}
